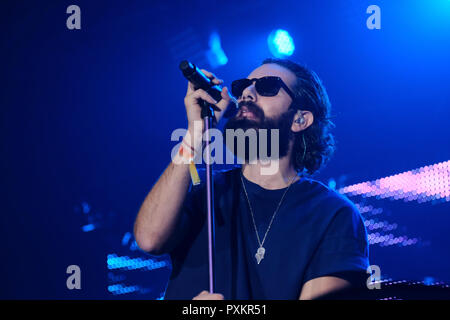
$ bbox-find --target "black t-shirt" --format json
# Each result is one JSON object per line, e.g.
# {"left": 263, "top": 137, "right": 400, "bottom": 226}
{"left": 163, "top": 167, "right": 369, "bottom": 300}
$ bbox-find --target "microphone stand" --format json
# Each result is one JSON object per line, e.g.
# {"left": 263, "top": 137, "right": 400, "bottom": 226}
{"left": 201, "top": 100, "right": 216, "bottom": 294}
{"left": 179, "top": 60, "right": 239, "bottom": 295}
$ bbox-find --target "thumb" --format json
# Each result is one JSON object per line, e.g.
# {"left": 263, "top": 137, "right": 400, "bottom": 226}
{"left": 216, "top": 86, "right": 232, "bottom": 112}
{"left": 214, "top": 87, "right": 235, "bottom": 123}
{"left": 221, "top": 86, "right": 231, "bottom": 101}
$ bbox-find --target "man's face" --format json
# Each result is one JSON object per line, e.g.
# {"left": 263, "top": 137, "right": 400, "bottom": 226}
{"left": 235, "top": 63, "right": 297, "bottom": 121}
{"left": 224, "top": 63, "right": 298, "bottom": 161}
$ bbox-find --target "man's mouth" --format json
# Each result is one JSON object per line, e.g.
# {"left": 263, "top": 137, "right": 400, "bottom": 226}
{"left": 238, "top": 106, "right": 257, "bottom": 119}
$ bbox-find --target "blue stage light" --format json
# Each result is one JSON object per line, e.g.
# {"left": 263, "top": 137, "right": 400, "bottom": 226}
{"left": 107, "top": 253, "right": 168, "bottom": 271}
{"left": 424, "top": 277, "right": 435, "bottom": 286}
{"left": 206, "top": 32, "right": 228, "bottom": 68}
{"left": 268, "top": 29, "right": 295, "bottom": 58}
{"left": 81, "top": 223, "right": 95, "bottom": 232}
{"left": 328, "top": 178, "right": 337, "bottom": 190}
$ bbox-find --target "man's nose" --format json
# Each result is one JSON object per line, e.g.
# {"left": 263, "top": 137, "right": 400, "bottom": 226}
{"left": 239, "top": 84, "right": 257, "bottom": 103}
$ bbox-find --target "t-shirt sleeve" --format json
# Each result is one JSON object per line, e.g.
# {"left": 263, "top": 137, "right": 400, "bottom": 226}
{"left": 302, "top": 204, "right": 370, "bottom": 286}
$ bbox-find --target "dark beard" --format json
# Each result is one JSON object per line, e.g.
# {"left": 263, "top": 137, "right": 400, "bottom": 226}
{"left": 223, "top": 101, "right": 294, "bottom": 163}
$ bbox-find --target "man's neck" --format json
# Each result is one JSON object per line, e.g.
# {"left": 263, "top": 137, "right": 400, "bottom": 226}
{"left": 241, "top": 156, "right": 300, "bottom": 190}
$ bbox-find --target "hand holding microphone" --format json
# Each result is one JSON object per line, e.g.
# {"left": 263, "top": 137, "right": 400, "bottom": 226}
{"left": 180, "top": 61, "right": 237, "bottom": 136}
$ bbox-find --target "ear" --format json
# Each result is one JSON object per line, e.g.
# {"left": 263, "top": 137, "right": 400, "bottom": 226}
{"left": 291, "top": 110, "right": 314, "bottom": 133}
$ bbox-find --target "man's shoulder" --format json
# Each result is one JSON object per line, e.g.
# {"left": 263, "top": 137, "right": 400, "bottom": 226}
{"left": 300, "top": 177, "right": 367, "bottom": 244}
{"left": 301, "top": 176, "right": 361, "bottom": 215}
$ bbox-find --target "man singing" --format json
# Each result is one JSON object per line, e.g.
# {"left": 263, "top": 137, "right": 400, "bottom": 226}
{"left": 134, "top": 58, "right": 369, "bottom": 300}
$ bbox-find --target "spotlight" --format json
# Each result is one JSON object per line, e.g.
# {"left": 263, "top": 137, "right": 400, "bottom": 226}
{"left": 206, "top": 31, "right": 228, "bottom": 68}
{"left": 268, "top": 29, "right": 295, "bottom": 58}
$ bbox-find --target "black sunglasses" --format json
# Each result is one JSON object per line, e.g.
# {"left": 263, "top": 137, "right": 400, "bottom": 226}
{"left": 231, "top": 76, "right": 297, "bottom": 102}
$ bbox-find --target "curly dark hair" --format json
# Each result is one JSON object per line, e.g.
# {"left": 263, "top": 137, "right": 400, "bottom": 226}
{"left": 262, "top": 58, "right": 336, "bottom": 176}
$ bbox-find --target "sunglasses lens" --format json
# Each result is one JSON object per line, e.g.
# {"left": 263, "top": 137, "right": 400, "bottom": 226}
{"left": 231, "top": 77, "right": 283, "bottom": 98}
{"left": 231, "top": 79, "right": 252, "bottom": 98}
{"left": 256, "top": 77, "right": 281, "bottom": 96}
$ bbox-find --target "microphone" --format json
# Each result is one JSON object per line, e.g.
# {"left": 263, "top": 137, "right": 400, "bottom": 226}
{"left": 179, "top": 60, "right": 237, "bottom": 118}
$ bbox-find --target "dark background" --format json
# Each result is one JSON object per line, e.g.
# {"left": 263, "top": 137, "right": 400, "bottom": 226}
{"left": 1, "top": 0, "right": 449, "bottom": 299}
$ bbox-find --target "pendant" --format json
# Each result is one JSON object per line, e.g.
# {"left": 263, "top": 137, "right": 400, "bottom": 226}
{"left": 255, "top": 246, "right": 265, "bottom": 264}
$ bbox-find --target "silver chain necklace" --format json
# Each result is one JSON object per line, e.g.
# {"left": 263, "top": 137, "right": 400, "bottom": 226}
{"left": 240, "top": 172, "right": 298, "bottom": 264}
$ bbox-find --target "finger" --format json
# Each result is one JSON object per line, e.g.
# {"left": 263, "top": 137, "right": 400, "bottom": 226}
{"left": 197, "top": 290, "right": 209, "bottom": 296}
{"left": 193, "top": 293, "right": 224, "bottom": 300}
{"left": 212, "top": 78, "right": 224, "bottom": 85}
{"left": 200, "top": 69, "right": 224, "bottom": 84}
{"left": 200, "top": 69, "right": 216, "bottom": 80}
{"left": 192, "top": 290, "right": 209, "bottom": 300}
{"left": 201, "top": 69, "right": 223, "bottom": 82}
{"left": 212, "top": 87, "right": 235, "bottom": 123}
{"left": 214, "top": 87, "right": 232, "bottom": 112}
{"left": 190, "top": 89, "right": 218, "bottom": 105}
{"left": 221, "top": 86, "right": 231, "bottom": 101}
{"left": 186, "top": 78, "right": 222, "bottom": 95}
